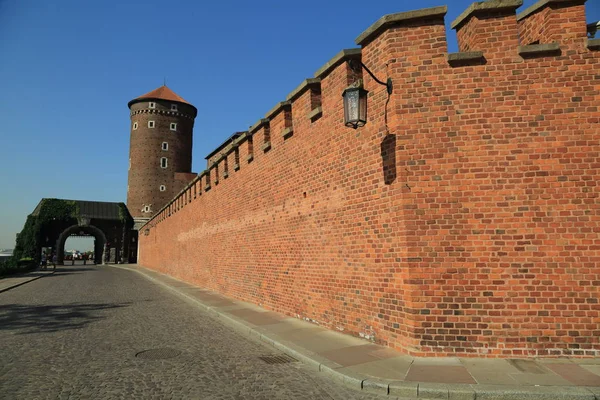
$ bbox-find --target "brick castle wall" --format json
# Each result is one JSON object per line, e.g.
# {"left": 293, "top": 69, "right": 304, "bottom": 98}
{"left": 139, "top": 0, "right": 599, "bottom": 357}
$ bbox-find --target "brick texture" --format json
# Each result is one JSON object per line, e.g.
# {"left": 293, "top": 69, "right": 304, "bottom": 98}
{"left": 518, "top": 1, "right": 587, "bottom": 46}
{"left": 138, "top": 1, "right": 599, "bottom": 358}
{"left": 127, "top": 99, "right": 196, "bottom": 220}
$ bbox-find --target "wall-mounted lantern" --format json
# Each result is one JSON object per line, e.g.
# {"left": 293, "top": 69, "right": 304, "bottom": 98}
{"left": 342, "top": 83, "right": 368, "bottom": 129}
{"left": 342, "top": 59, "right": 393, "bottom": 129}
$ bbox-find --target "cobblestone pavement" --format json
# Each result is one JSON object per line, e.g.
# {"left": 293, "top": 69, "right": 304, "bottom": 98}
{"left": 0, "top": 265, "right": 391, "bottom": 399}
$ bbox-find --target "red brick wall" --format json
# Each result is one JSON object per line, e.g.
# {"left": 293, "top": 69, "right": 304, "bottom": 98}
{"left": 139, "top": 2, "right": 599, "bottom": 357}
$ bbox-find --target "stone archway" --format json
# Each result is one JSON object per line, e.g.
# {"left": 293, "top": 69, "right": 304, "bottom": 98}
{"left": 56, "top": 224, "right": 107, "bottom": 265}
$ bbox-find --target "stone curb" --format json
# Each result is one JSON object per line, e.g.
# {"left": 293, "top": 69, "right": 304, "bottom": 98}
{"left": 0, "top": 269, "right": 56, "bottom": 294}
{"left": 115, "top": 265, "right": 600, "bottom": 400}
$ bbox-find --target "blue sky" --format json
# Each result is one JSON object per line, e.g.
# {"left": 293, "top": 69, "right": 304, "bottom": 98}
{"left": 1, "top": 0, "right": 599, "bottom": 251}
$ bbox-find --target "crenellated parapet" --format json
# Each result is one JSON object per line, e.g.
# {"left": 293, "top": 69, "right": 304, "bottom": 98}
{"left": 144, "top": 0, "right": 599, "bottom": 234}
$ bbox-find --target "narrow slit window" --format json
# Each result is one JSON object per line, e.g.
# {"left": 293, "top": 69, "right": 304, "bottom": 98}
{"left": 149, "top": 102, "right": 156, "bottom": 109}
{"left": 162, "top": 142, "right": 168, "bottom": 151}
{"left": 148, "top": 120, "right": 155, "bottom": 128}
{"left": 170, "top": 122, "right": 177, "bottom": 131}
{"left": 160, "top": 185, "right": 166, "bottom": 192}
{"left": 171, "top": 104, "right": 178, "bottom": 111}
{"left": 161, "top": 157, "right": 168, "bottom": 168}
{"left": 133, "top": 122, "right": 138, "bottom": 130}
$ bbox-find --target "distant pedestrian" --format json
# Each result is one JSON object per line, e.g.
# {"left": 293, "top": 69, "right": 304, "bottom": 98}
{"left": 51, "top": 253, "right": 57, "bottom": 270}
{"left": 40, "top": 253, "right": 47, "bottom": 270}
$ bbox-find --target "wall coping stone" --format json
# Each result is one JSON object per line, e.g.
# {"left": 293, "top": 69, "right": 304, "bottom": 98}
{"left": 447, "top": 51, "right": 485, "bottom": 63}
{"left": 356, "top": 6, "right": 448, "bottom": 45}
{"left": 587, "top": 38, "right": 600, "bottom": 49}
{"left": 286, "top": 78, "right": 321, "bottom": 102}
{"left": 308, "top": 106, "right": 323, "bottom": 121}
{"left": 517, "top": 0, "right": 586, "bottom": 21}
{"left": 518, "top": 42, "right": 560, "bottom": 56}
{"left": 451, "top": 0, "right": 523, "bottom": 29}
{"left": 233, "top": 131, "right": 248, "bottom": 145}
{"left": 282, "top": 127, "right": 294, "bottom": 139}
{"left": 249, "top": 118, "right": 269, "bottom": 134}
{"left": 314, "top": 48, "right": 361, "bottom": 79}
{"left": 265, "top": 101, "right": 291, "bottom": 120}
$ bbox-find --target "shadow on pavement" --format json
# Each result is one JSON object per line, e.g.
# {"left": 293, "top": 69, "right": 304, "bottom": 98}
{"left": 0, "top": 302, "right": 130, "bottom": 334}
{"left": 53, "top": 267, "right": 98, "bottom": 273}
{"left": 43, "top": 266, "right": 109, "bottom": 275}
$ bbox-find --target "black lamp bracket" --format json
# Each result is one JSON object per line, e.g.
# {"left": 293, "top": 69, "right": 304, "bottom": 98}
{"left": 348, "top": 59, "right": 393, "bottom": 95}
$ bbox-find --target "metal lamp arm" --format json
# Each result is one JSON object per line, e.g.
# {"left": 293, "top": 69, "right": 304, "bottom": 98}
{"left": 348, "top": 59, "right": 393, "bottom": 95}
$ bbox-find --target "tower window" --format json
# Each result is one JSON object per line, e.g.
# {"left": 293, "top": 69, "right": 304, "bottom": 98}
{"left": 160, "top": 185, "right": 166, "bottom": 192}
{"left": 162, "top": 142, "right": 168, "bottom": 151}
{"left": 161, "top": 157, "right": 168, "bottom": 168}
{"left": 148, "top": 121, "right": 155, "bottom": 128}
{"left": 170, "top": 123, "right": 177, "bottom": 131}
{"left": 133, "top": 122, "right": 138, "bottom": 130}
{"left": 171, "top": 104, "right": 178, "bottom": 111}
{"left": 143, "top": 205, "right": 151, "bottom": 213}
{"left": 149, "top": 102, "right": 156, "bottom": 109}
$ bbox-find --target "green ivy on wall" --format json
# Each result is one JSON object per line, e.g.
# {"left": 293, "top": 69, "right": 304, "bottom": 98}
{"left": 12, "top": 199, "right": 79, "bottom": 263}
{"left": 117, "top": 202, "right": 133, "bottom": 227}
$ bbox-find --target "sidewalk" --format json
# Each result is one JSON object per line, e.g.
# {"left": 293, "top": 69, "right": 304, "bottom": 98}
{"left": 119, "top": 264, "right": 600, "bottom": 400}
{"left": 0, "top": 268, "right": 55, "bottom": 293}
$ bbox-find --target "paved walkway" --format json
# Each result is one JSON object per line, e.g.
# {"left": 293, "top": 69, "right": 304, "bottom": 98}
{"left": 122, "top": 264, "right": 600, "bottom": 400}
{"left": 1, "top": 264, "right": 384, "bottom": 399}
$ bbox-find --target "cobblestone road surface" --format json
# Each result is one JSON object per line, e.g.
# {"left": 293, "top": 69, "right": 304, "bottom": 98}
{"left": 0, "top": 265, "right": 390, "bottom": 399}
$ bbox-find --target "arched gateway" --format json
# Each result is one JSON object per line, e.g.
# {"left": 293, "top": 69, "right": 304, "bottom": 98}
{"left": 56, "top": 224, "right": 107, "bottom": 265}
{"left": 26, "top": 198, "right": 136, "bottom": 265}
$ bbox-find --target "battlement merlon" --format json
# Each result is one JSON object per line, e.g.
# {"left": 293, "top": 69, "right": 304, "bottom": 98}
{"left": 355, "top": 6, "right": 448, "bottom": 46}
{"left": 286, "top": 78, "right": 320, "bottom": 103}
{"left": 451, "top": 0, "right": 522, "bottom": 29}
{"left": 286, "top": 78, "right": 322, "bottom": 122}
{"left": 264, "top": 101, "right": 291, "bottom": 120}
{"left": 249, "top": 118, "right": 269, "bottom": 135}
{"left": 313, "top": 48, "right": 361, "bottom": 79}
{"left": 451, "top": 0, "right": 523, "bottom": 53}
{"left": 517, "top": 0, "right": 588, "bottom": 45}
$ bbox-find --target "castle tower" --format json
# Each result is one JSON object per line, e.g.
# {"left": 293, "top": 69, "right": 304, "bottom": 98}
{"left": 127, "top": 85, "right": 198, "bottom": 229}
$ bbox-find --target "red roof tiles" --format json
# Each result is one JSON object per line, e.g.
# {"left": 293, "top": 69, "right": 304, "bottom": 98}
{"left": 132, "top": 85, "right": 191, "bottom": 105}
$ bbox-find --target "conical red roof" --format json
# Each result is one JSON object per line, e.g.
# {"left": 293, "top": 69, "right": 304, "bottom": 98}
{"left": 129, "top": 85, "right": 192, "bottom": 106}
